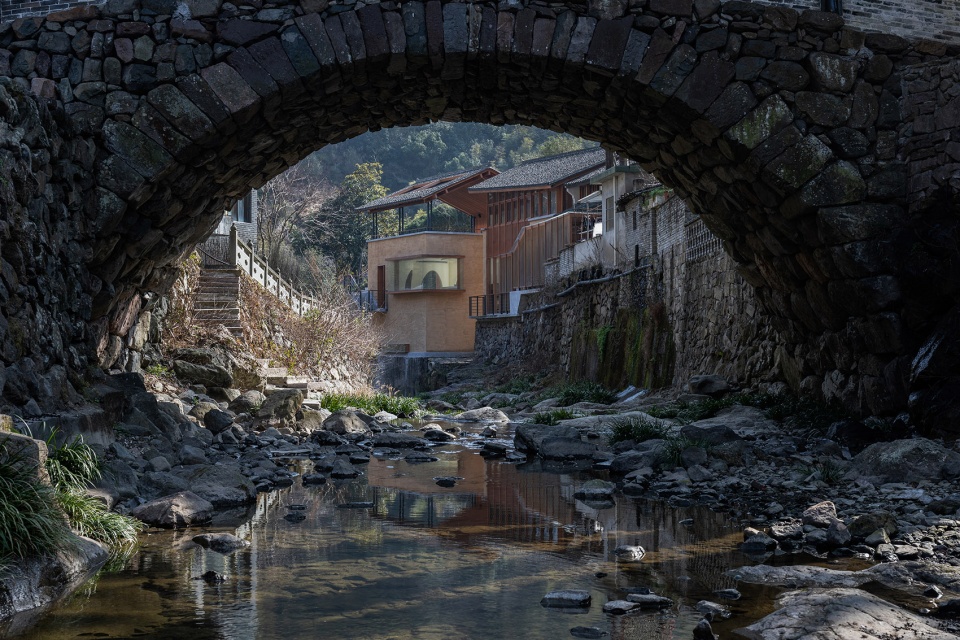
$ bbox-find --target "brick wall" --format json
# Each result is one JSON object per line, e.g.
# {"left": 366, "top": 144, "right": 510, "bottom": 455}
{"left": 2, "top": 0, "right": 94, "bottom": 22}
{"left": 743, "top": 0, "right": 960, "bottom": 43}
{"left": 3, "top": 0, "right": 959, "bottom": 42}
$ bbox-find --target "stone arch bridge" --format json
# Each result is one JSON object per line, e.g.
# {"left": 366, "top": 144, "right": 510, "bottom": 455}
{"left": 0, "top": 0, "right": 958, "bottom": 431}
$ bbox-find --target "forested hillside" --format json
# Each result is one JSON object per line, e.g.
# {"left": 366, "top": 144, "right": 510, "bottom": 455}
{"left": 300, "top": 122, "right": 593, "bottom": 190}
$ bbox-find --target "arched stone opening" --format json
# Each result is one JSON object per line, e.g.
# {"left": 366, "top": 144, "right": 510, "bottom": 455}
{"left": 0, "top": 0, "right": 958, "bottom": 429}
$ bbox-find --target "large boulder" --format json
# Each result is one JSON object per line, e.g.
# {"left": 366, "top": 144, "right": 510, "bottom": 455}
{"left": 371, "top": 433, "right": 426, "bottom": 448}
{"left": 130, "top": 491, "right": 214, "bottom": 527}
{"left": 687, "top": 374, "right": 730, "bottom": 396}
{"left": 228, "top": 390, "right": 266, "bottom": 414}
{"left": 539, "top": 437, "right": 597, "bottom": 460}
{"left": 203, "top": 409, "right": 234, "bottom": 435}
{"left": 172, "top": 348, "right": 233, "bottom": 388}
{"left": 256, "top": 389, "right": 303, "bottom": 420}
{"left": 680, "top": 423, "right": 742, "bottom": 445}
{"left": 323, "top": 409, "right": 369, "bottom": 435}
{"left": 514, "top": 423, "right": 579, "bottom": 454}
{"left": 847, "top": 438, "right": 960, "bottom": 483}
{"left": 455, "top": 407, "right": 510, "bottom": 422}
{"left": 738, "top": 588, "right": 953, "bottom": 640}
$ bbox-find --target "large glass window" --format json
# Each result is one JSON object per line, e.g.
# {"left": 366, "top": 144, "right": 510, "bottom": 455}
{"left": 389, "top": 257, "right": 462, "bottom": 291}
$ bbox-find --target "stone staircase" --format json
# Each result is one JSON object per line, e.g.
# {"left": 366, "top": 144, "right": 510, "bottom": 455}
{"left": 193, "top": 268, "right": 242, "bottom": 336}
{"left": 257, "top": 359, "right": 324, "bottom": 410}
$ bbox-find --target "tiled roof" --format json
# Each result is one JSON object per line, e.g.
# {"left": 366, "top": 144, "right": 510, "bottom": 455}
{"left": 358, "top": 166, "right": 495, "bottom": 212}
{"left": 468, "top": 147, "right": 606, "bottom": 192}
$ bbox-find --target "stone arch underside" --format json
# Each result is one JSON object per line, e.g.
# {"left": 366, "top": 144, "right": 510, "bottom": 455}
{"left": 0, "top": 0, "right": 958, "bottom": 429}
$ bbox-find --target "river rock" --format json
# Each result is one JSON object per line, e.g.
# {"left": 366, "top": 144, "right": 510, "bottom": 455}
{"left": 625, "top": 593, "right": 672, "bottom": 608}
{"left": 330, "top": 458, "right": 360, "bottom": 478}
{"left": 422, "top": 426, "right": 456, "bottom": 442}
{"left": 302, "top": 473, "right": 327, "bottom": 485}
{"left": 192, "top": 533, "right": 249, "bottom": 554}
{"left": 514, "top": 423, "right": 578, "bottom": 454}
{"left": 323, "top": 409, "right": 368, "bottom": 435}
{"left": 602, "top": 600, "right": 639, "bottom": 614}
{"left": 848, "top": 438, "right": 960, "bottom": 483}
{"left": 696, "top": 600, "right": 731, "bottom": 619}
{"left": 574, "top": 480, "right": 616, "bottom": 500}
{"left": 742, "top": 532, "right": 778, "bottom": 554}
{"left": 540, "top": 590, "right": 591, "bottom": 608}
{"left": 738, "top": 588, "right": 956, "bottom": 639}
{"left": 371, "top": 433, "right": 425, "bottom": 448}
{"left": 680, "top": 423, "right": 741, "bottom": 445}
{"left": 203, "top": 409, "right": 234, "bottom": 434}
{"left": 455, "top": 407, "right": 510, "bottom": 422}
{"left": 130, "top": 491, "right": 213, "bottom": 527}
{"left": 540, "top": 436, "right": 597, "bottom": 460}
{"left": 257, "top": 389, "right": 304, "bottom": 420}
{"left": 569, "top": 627, "right": 605, "bottom": 639}
{"left": 687, "top": 374, "right": 730, "bottom": 396}
{"left": 228, "top": 389, "right": 266, "bottom": 413}
{"left": 613, "top": 545, "right": 645, "bottom": 562}
{"left": 802, "top": 500, "right": 838, "bottom": 527}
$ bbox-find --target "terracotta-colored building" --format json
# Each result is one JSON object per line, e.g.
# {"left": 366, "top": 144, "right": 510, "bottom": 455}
{"left": 359, "top": 167, "right": 497, "bottom": 355}
{"left": 467, "top": 147, "right": 605, "bottom": 314}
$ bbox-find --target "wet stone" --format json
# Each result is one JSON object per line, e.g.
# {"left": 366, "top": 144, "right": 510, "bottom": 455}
{"left": 541, "top": 590, "right": 591, "bottom": 608}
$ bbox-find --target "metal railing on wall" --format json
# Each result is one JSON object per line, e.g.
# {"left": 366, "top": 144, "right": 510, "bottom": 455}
{"left": 469, "top": 293, "right": 510, "bottom": 318}
{"left": 197, "top": 226, "right": 320, "bottom": 316}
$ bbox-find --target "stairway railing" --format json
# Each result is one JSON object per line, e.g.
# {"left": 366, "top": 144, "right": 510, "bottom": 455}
{"left": 197, "top": 226, "right": 320, "bottom": 316}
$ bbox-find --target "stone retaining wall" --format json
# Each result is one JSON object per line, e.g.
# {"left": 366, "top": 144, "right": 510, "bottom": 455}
{"left": 475, "top": 196, "right": 781, "bottom": 391}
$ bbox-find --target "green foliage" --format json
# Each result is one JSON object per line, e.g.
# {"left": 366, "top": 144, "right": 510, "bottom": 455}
{"left": 662, "top": 436, "right": 710, "bottom": 467}
{"left": 295, "top": 162, "right": 389, "bottom": 276}
{"left": 596, "top": 325, "right": 612, "bottom": 362}
{"left": 543, "top": 381, "right": 617, "bottom": 406}
{"left": 495, "top": 376, "right": 535, "bottom": 395}
{"left": 144, "top": 363, "right": 172, "bottom": 377}
{"left": 608, "top": 416, "right": 669, "bottom": 445}
{"left": 303, "top": 123, "right": 593, "bottom": 190}
{"left": 0, "top": 453, "right": 72, "bottom": 562}
{"left": 645, "top": 397, "right": 738, "bottom": 423}
{"left": 532, "top": 409, "right": 578, "bottom": 426}
{"left": 320, "top": 392, "right": 423, "bottom": 418}
{"left": 45, "top": 435, "right": 143, "bottom": 547}
{"left": 46, "top": 435, "right": 101, "bottom": 491}
{"left": 54, "top": 488, "right": 143, "bottom": 547}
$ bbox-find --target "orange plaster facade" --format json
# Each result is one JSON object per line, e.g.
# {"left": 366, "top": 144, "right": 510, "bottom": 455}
{"left": 367, "top": 232, "right": 484, "bottom": 354}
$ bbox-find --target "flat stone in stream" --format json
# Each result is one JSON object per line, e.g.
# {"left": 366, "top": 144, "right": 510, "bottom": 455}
{"left": 330, "top": 458, "right": 360, "bottom": 478}
{"left": 337, "top": 502, "right": 375, "bottom": 509}
{"left": 625, "top": 593, "right": 673, "bottom": 609}
{"left": 302, "top": 473, "right": 327, "bottom": 485}
{"left": 569, "top": 626, "right": 606, "bottom": 638}
{"left": 541, "top": 590, "right": 591, "bottom": 608}
{"left": 433, "top": 476, "right": 461, "bottom": 488}
{"left": 602, "top": 600, "right": 639, "bottom": 614}
{"left": 696, "top": 600, "right": 732, "bottom": 619}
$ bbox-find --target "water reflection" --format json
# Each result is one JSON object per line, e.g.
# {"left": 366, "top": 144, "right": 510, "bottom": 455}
{"left": 11, "top": 424, "right": 776, "bottom": 640}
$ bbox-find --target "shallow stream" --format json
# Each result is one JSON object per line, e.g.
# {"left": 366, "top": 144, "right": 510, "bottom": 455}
{"left": 13, "top": 421, "right": 838, "bottom": 639}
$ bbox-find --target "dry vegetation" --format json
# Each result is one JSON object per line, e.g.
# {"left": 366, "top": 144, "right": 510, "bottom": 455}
{"left": 237, "top": 273, "right": 382, "bottom": 380}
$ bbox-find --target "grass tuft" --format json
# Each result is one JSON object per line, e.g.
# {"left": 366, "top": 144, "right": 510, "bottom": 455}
{"left": 532, "top": 408, "right": 578, "bottom": 426}
{"left": 0, "top": 454, "right": 72, "bottom": 562}
{"left": 543, "top": 381, "right": 617, "bottom": 406}
{"left": 608, "top": 416, "right": 670, "bottom": 445}
{"left": 320, "top": 392, "right": 423, "bottom": 418}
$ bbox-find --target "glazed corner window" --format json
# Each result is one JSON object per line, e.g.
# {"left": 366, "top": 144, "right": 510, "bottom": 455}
{"left": 389, "top": 257, "right": 462, "bottom": 291}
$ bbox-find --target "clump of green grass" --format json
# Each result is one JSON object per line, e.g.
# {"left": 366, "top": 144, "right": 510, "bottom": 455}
{"left": 320, "top": 392, "right": 423, "bottom": 418}
{"left": 0, "top": 453, "right": 73, "bottom": 562}
{"left": 543, "top": 381, "right": 617, "bottom": 406}
{"left": 662, "top": 436, "right": 710, "bottom": 467}
{"left": 495, "top": 376, "right": 535, "bottom": 395}
{"left": 46, "top": 435, "right": 144, "bottom": 547}
{"left": 532, "top": 408, "right": 578, "bottom": 426}
{"left": 608, "top": 416, "right": 670, "bottom": 445}
{"left": 0, "top": 433, "right": 143, "bottom": 564}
